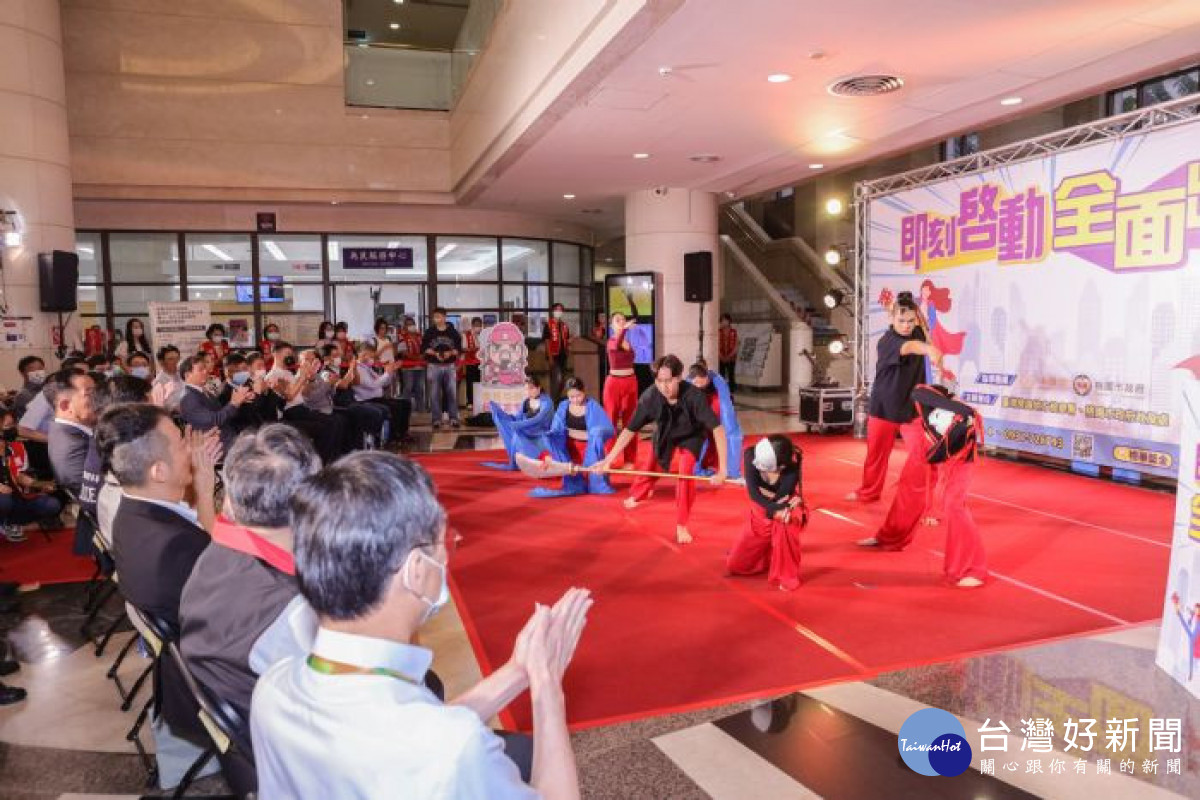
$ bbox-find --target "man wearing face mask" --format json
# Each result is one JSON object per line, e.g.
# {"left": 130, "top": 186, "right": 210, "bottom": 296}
{"left": 422, "top": 308, "right": 462, "bottom": 430}
{"left": 126, "top": 351, "right": 153, "bottom": 381}
{"left": 398, "top": 316, "right": 427, "bottom": 414}
{"left": 178, "top": 355, "right": 253, "bottom": 453}
{"left": 858, "top": 385, "right": 987, "bottom": 589}
{"left": 460, "top": 317, "right": 484, "bottom": 410}
{"left": 219, "top": 352, "right": 280, "bottom": 432}
{"left": 0, "top": 409, "right": 62, "bottom": 543}
{"left": 151, "top": 345, "right": 185, "bottom": 411}
{"left": 252, "top": 452, "right": 593, "bottom": 800}
{"left": 13, "top": 356, "right": 47, "bottom": 419}
{"left": 542, "top": 303, "right": 571, "bottom": 401}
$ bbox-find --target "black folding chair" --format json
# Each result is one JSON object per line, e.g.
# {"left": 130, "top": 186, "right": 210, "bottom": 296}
{"left": 123, "top": 603, "right": 173, "bottom": 788}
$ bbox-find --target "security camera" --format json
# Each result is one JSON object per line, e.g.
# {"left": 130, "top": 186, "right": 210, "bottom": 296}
{"left": 652, "top": 187, "right": 669, "bottom": 197}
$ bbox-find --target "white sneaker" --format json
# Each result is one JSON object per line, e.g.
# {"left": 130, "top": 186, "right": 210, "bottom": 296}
{"left": 856, "top": 537, "right": 878, "bottom": 547}
{"left": 956, "top": 576, "right": 985, "bottom": 589}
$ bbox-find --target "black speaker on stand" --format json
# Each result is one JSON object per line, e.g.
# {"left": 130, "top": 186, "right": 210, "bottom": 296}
{"left": 39, "top": 250, "right": 79, "bottom": 358}
{"left": 684, "top": 251, "right": 713, "bottom": 364}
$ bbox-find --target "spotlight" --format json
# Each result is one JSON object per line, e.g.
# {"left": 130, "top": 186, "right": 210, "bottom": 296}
{"left": 825, "top": 197, "right": 844, "bottom": 216}
{"left": 824, "top": 247, "right": 842, "bottom": 266}
{"left": 828, "top": 338, "right": 846, "bottom": 355}
{"left": 824, "top": 289, "right": 846, "bottom": 309}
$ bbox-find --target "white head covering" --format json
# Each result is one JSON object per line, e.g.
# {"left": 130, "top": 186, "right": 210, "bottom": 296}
{"left": 753, "top": 438, "right": 778, "bottom": 472}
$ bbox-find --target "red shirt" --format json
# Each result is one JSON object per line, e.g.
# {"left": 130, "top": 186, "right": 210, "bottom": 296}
{"left": 606, "top": 328, "right": 635, "bottom": 371}
{"left": 399, "top": 332, "right": 425, "bottom": 368}
{"left": 545, "top": 319, "right": 570, "bottom": 358}
{"left": 200, "top": 339, "right": 231, "bottom": 361}
{"left": 462, "top": 330, "right": 481, "bottom": 366}
{"left": 719, "top": 326, "right": 738, "bottom": 362}
{"left": 592, "top": 324, "right": 606, "bottom": 341}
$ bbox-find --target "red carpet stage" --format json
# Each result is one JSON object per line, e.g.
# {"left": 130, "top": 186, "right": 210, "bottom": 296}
{"left": 417, "top": 436, "right": 1173, "bottom": 731}
{"left": 0, "top": 529, "right": 94, "bottom": 586}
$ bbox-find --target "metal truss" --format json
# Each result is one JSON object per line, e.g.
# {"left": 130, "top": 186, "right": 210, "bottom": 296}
{"left": 850, "top": 93, "right": 1200, "bottom": 392}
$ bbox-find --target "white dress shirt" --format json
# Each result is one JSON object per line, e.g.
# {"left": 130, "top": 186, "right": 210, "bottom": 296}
{"left": 19, "top": 391, "right": 53, "bottom": 434}
{"left": 251, "top": 627, "right": 537, "bottom": 800}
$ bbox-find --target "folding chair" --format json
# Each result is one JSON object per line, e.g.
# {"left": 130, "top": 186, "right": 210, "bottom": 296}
{"left": 123, "top": 603, "right": 173, "bottom": 788}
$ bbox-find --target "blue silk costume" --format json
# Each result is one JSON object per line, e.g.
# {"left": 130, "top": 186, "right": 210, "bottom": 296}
{"left": 696, "top": 369, "right": 744, "bottom": 480}
{"left": 531, "top": 398, "right": 615, "bottom": 498}
{"left": 481, "top": 397, "right": 555, "bottom": 470}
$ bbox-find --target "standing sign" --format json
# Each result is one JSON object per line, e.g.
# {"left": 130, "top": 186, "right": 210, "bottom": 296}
{"left": 344, "top": 248, "right": 414, "bottom": 270}
{"left": 866, "top": 118, "right": 1200, "bottom": 478}
{"left": 148, "top": 301, "right": 211, "bottom": 354}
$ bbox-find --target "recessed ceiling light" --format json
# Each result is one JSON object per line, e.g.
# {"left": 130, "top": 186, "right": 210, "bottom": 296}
{"left": 1000, "top": 96, "right": 1023, "bottom": 106}
{"left": 767, "top": 73, "right": 793, "bottom": 83}
{"left": 809, "top": 163, "right": 825, "bottom": 169}
{"left": 689, "top": 154, "right": 721, "bottom": 163}
{"left": 563, "top": 194, "right": 576, "bottom": 199}
{"left": 365, "top": 79, "right": 375, "bottom": 86}
{"left": 393, "top": 0, "right": 404, "bottom": 4}
{"left": 658, "top": 66, "right": 673, "bottom": 77}
{"left": 633, "top": 153, "right": 650, "bottom": 159}
{"left": 330, "top": 201, "right": 339, "bottom": 205}
{"left": 389, "top": 22, "right": 400, "bottom": 30}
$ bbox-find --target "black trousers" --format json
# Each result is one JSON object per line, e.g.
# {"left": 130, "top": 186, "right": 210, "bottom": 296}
{"left": 282, "top": 406, "right": 346, "bottom": 463}
{"left": 719, "top": 359, "right": 737, "bottom": 391}
{"left": 464, "top": 364, "right": 481, "bottom": 406}
{"left": 367, "top": 397, "right": 412, "bottom": 441}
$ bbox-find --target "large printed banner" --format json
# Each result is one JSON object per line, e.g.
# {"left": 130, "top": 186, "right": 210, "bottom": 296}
{"left": 1156, "top": 370, "right": 1200, "bottom": 696}
{"left": 148, "top": 301, "right": 211, "bottom": 355}
{"left": 867, "top": 119, "right": 1200, "bottom": 478}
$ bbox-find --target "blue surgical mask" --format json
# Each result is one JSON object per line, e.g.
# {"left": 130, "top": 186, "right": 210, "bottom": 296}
{"left": 130, "top": 366, "right": 150, "bottom": 379}
{"left": 404, "top": 548, "right": 450, "bottom": 622}
{"left": 230, "top": 371, "right": 251, "bottom": 386}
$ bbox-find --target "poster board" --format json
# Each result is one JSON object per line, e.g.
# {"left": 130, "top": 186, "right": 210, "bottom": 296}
{"left": 148, "top": 301, "right": 211, "bottom": 355}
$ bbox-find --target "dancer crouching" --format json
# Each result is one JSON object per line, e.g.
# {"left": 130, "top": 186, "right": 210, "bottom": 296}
{"left": 482, "top": 377, "right": 554, "bottom": 470}
{"left": 531, "top": 377, "right": 614, "bottom": 498}
{"left": 727, "top": 435, "right": 806, "bottom": 591}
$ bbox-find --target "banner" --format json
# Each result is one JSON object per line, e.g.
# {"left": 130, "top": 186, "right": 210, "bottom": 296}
{"left": 867, "top": 118, "right": 1200, "bottom": 478}
{"left": 343, "top": 247, "right": 414, "bottom": 270}
{"left": 148, "top": 301, "right": 211, "bottom": 355}
{"left": 1156, "top": 367, "right": 1200, "bottom": 697}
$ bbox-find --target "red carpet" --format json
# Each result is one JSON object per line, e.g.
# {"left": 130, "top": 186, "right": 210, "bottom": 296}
{"left": 0, "top": 529, "right": 94, "bottom": 585}
{"left": 418, "top": 435, "right": 1173, "bottom": 731}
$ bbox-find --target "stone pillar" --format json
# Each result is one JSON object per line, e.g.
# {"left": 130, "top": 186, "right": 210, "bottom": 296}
{"left": 0, "top": 1, "right": 76, "bottom": 379}
{"left": 624, "top": 189, "right": 719, "bottom": 368}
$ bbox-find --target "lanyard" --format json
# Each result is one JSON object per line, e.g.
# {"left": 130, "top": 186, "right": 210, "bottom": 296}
{"left": 306, "top": 654, "right": 419, "bottom": 686}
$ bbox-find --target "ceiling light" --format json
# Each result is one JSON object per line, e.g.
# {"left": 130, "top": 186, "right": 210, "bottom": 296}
{"left": 563, "top": 194, "right": 576, "bottom": 199}
{"left": 394, "top": 0, "right": 404, "bottom": 4}
{"left": 824, "top": 289, "right": 846, "bottom": 309}
{"left": 437, "top": 243, "right": 457, "bottom": 259}
{"left": 202, "top": 244, "right": 232, "bottom": 261}
{"left": 808, "top": 163, "right": 825, "bottom": 170}
{"left": 828, "top": 338, "right": 846, "bottom": 355}
{"left": 389, "top": 22, "right": 400, "bottom": 30}
{"left": 357, "top": 43, "right": 368, "bottom": 49}
{"left": 263, "top": 241, "right": 287, "bottom": 262}
{"left": 330, "top": 200, "right": 339, "bottom": 205}
{"left": 365, "top": 79, "right": 375, "bottom": 86}
{"left": 824, "top": 248, "right": 842, "bottom": 266}
{"left": 633, "top": 153, "right": 650, "bottom": 159}
{"left": 1000, "top": 96, "right": 1023, "bottom": 106}
{"left": 658, "top": 66, "right": 673, "bottom": 77}
{"left": 767, "top": 73, "right": 793, "bottom": 83}
{"left": 3, "top": 231, "right": 20, "bottom": 247}
{"left": 825, "top": 198, "right": 844, "bottom": 216}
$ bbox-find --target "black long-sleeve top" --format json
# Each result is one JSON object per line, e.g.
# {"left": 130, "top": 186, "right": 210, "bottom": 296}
{"left": 743, "top": 448, "right": 801, "bottom": 516}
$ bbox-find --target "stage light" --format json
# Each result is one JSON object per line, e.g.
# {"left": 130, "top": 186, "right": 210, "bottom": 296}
{"left": 824, "top": 289, "right": 846, "bottom": 309}
{"left": 824, "top": 248, "right": 842, "bottom": 266}
{"left": 828, "top": 338, "right": 846, "bottom": 355}
{"left": 825, "top": 197, "right": 844, "bottom": 216}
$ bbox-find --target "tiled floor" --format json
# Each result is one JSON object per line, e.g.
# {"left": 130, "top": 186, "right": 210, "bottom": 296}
{"left": 3, "top": 392, "right": 1196, "bottom": 799}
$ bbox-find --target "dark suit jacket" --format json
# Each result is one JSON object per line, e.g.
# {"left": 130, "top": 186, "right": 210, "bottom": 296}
{"left": 111, "top": 495, "right": 210, "bottom": 630}
{"left": 48, "top": 419, "right": 91, "bottom": 495}
{"left": 178, "top": 385, "right": 240, "bottom": 451}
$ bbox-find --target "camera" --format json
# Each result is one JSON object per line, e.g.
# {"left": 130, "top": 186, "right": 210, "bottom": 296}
{"left": 652, "top": 187, "right": 669, "bottom": 197}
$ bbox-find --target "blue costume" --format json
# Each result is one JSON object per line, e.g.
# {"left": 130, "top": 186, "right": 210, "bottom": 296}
{"left": 696, "top": 370, "right": 744, "bottom": 480}
{"left": 482, "top": 397, "right": 554, "bottom": 470}
{"left": 531, "top": 398, "right": 615, "bottom": 498}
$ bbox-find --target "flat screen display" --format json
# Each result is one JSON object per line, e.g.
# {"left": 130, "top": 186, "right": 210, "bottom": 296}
{"left": 235, "top": 276, "right": 285, "bottom": 303}
{"left": 605, "top": 272, "right": 656, "bottom": 365}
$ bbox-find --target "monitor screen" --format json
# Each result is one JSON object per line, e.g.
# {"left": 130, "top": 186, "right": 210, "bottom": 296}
{"left": 605, "top": 272, "right": 656, "bottom": 364}
{"left": 235, "top": 276, "right": 285, "bottom": 303}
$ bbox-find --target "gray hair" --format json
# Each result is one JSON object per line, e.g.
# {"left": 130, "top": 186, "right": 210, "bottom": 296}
{"left": 95, "top": 403, "right": 172, "bottom": 487}
{"left": 293, "top": 452, "right": 445, "bottom": 621}
{"left": 224, "top": 424, "right": 321, "bottom": 528}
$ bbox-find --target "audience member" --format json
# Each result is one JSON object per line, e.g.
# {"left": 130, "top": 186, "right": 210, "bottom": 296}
{"left": 267, "top": 344, "right": 339, "bottom": 464}
{"left": 423, "top": 307, "right": 462, "bottom": 429}
{"left": 178, "top": 355, "right": 252, "bottom": 452}
{"left": 252, "top": 452, "right": 591, "bottom": 799}
{"left": 398, "top": 315, "right": 427, "bottom": 413}
{"left": 12, "top": 356, "right": 47, "bottom": 418}
{"left": 47, "top": 368, "right": 97, "bottom": 500}
{"left": 19, "top": 357, "right": 84, "bottom": 443}
{"left": 320, "top": 344, "right": 386, "bottom": 448}
{"left": 293, "top": 349, "right": 355, "bottom": 456}
{"left": 151, "top": 345, "right": 185, "bottom": 410}
{"left": 0, "top": 409, "right": 61, "bottom": 543}
{"left": 353, "top": 342, "right": 410, "bottom": 443}
{"left": 126, "top": 350, "right": 153, "bottom": 380}
{"left": 114, "top": 317, "right": 152, "bottom": 361}
{"left": 82, "top": 375, "right": 151, "bottom": 548}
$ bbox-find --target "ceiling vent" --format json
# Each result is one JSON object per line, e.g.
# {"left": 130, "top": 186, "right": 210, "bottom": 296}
{"left": 827, "top": 75, "right": 904, "bottom": 97}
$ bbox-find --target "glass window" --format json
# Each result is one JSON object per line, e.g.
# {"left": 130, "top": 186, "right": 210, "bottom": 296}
{"left": 502, "top": 284, "right": 526, "bottom": 309}
{"left": 110, "top": 233, "right": 179, "bottom": 282}
{"left": 552, "top": 242, "right": 581, "bottom": 285}
{"left": 1140, "top": 69, "right": 1199, "bottom": 106}
{"left": 111, "top": 284, "right": 182, "bottom": 315}
{"left": 436, "top": 236, "right": 498, "bottom": 280}
{"left": 330, "top": 235, "right": 428, "bottom": 281}
{"left": 439, "top": 282, "right": 499, "bottom": 309}
{"left": 552, "top": 286, "right": 580, "bottom": 310}
{"left": 259, "top": 235, "right": 323, "bottom": 282}
{"left": 78, "top": 284, "right": 104, "bottom": 317}
{"left": 502, "top": 239, "right": 548, "bottom": 282}
{"left": 76, "top": 232, "right": 102, "bottom": 283}
{"left": 527, "top": 284, "right": 549, "bottom": 309}
{"left": 332, "top": 283, "right": 425, "bottom": 339}
{"left": 184, "top": 234, "right": 253, "bottom": 281}
{"left": 1108, "top": 86, "right": 1138, "bottom": 115}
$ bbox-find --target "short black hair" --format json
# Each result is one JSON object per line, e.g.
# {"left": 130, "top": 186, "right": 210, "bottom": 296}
{"left": 470, "top": 317, "right": 483, "bottom": 326}
{"left": 205, "top": 323, "right": 226, "bottom": 338}
{"left": 17, "top": 356, "right": 44, "bottom": 374}
{"left": 317, "top": 343, "right": 338, "bottom": 360}
{"left": 179, "top": 356, "right": 204, "bottom": 377}
{"left": 687, "top": 363, "right": 709, "bottom": 380}
{"left": 334, "top": 321, "right": 348, "bottom": 332}
{"left": 127, "top": 351, "right": 151, "bottom": 365}
{"left": 272, "top": 341, "right": 293, "bottom": 353}
{"left": 564, "top": 376, "right": 585, "bottom": 393}
{"left": 93, "top": 375, "right": 152, "bottom": 418}
{"left": 85, "top": 354, "right": 110, "bottom": 369}
{"left": 95, "top": 402, "right": 172, "bottom": 484}
{"left": 720, "top": 313, "right": 733, "bottom": 323}
{"left": 225, "top": 425, "right": 321, "bottom": 528}
{"left": 224, "top": 352, "right": 247, "bottom": 369}
{"left": 432, "top": 307, "right": 447, "bottom": 316}
{"left": 61, "top": 356, "right": 86, "bottom": 370}
{"left": 157, "top": 345, "right": 180, "bottom": 362}
{"left": 45, "top": 367, "right": 89, "bottom": 407}
{"left": 894, "top": 291, "right": 919, "bottom": 313}
{"left": 293, "top": 452, "right": 445, "bottom": 621}
{"left": 263, "top": 322, "right": 280, "bottom": 333}
{"left": 652, "top": 354, "right": 684, "bottom": 377}
{"left": 374, "top": 317, "right": 389, "bottom": 333}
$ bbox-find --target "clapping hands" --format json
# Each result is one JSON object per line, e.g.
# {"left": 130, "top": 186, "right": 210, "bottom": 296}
{"left": 512, "top": 587, "right": 593, "bottom": 688}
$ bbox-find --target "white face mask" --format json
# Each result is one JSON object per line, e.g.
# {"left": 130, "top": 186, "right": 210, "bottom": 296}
{"left": 552, "top": 310, "right": 563, "bottom": 319}
{"left": 27, "top": 370, "right": 46, "bottom": 385}
{"left": 266, "top": 332, "right": 279, "bottom": 341}
{"left": 130, "top": 366, "right": 151, "bottom": 379}
{"left": 404, "top": 548, "right": 449, "bottom": 622}
{"left": 211, "top": 335, "right": 224, "bottom": 344}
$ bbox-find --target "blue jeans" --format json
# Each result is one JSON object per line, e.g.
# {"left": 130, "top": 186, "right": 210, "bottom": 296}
{"left": 426, "top": 363, "right": 459, "bottom": 423}
{"left": 0, "top": 492, "right": 62, "bottom": 525}
{"left": 401, "top": 368, "right": 427, "bottom": 413}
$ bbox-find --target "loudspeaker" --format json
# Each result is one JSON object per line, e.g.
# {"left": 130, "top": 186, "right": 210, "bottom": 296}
{"left": 683, "top": 251, "right": 713, "bottom": 303}
{"left": 39, "top": 250, "right": 79, "bottom": 312}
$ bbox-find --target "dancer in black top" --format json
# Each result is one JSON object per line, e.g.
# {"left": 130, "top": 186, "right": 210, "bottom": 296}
{"left": 727, "top": 435, "right": 806, "bottom": 590}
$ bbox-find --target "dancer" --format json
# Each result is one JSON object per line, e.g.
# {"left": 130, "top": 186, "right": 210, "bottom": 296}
{"left": 482, "top": 377, "right": 555, "bottom": 470}
{"left": 530, "top": 378, "right": 614, "bottom": 498}
{"left": 847, "top": 291, "right": 943, "bottom": 503}
{"left": 602, "top": 313, "right": 639, "bottom": 468}
{"left": 718, "top": 314, "right": 739, "bottom": 392}
{"left": 596, "top": 355, "right": 727, "bottom": 545}
{"left": 858, "top": 385, "right": 987, "bottom": 588}
{"left": 690, "top": 361, "right": 744, "bottom": 480}
{"left": 726, "top": 435, "right": 806, "bottom": 591}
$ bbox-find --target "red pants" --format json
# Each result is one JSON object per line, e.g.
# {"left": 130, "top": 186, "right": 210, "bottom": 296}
{"left": 603, "top": 374, "right": 639, "bottom": 466}
{"left": 854, "top": 415, "right": 926, "bottom": 501}
{"left": 567, "top": 437, "right": 587, "bottom": 464}
{"left": 629, "top": 446, "right": 697, "bottom": 526}
{"left": 726, "top": 503, "right": 804, "bottom": 590}
{"left": 876, "top": 456, "right": 986, "bottom": 582}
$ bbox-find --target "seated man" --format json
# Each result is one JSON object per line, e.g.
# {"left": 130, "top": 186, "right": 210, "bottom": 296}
{"left": 353, "top": 341, "right": 410, "bottom": 444}
{"left": 252, "top": 452, "right": 592, "bottom": 800}
{"left": 0, "top": 409, "right": 62, "bottom": 543}
{"left": 12, "top": 355, "right": 47, "bottom": 419}
{"left": 178, "top": 355, "right": 252, "bottom": 453}
{"left": 46, "top": 367, "right": 98, "bottom": 553}
{"left": 180, "top": 425, "right": 321, "bottom": 793}
{"left": 82, "top": 375, "right": 152, "bottom": 548}
{"left": 98, "top": 403, "right": 215, "bottom": 629}
{"left": 219, "top": 352, "right": 280, "bottom": 432}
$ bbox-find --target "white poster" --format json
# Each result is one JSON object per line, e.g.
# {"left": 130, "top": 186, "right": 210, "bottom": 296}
{"left": 0, "top": 316, "right": 31, "bottom": 349}
{"left": 148, "top": 301, "right": 211, "bottom": 355}
{"left": 1156, "top": 369, "right": 1200, "bottom": 697}
{"left": 866, "top": 118, "right": 1200, "bottom": 478}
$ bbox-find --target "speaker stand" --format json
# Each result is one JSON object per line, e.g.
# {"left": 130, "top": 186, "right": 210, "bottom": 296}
{"left": 55, "top": 310, "right": 68, "bottom": 359}
{"left": 696, "top": 301, "right": 705, "bottom": 366}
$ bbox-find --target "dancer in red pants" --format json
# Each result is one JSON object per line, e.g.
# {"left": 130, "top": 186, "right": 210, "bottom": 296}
{"left": 847, "top": 291, "right": 943, "bottom": 503}
{"left": 596, "top": 354, "right": 727, "bottom": 545}
{"left": 688, "top": 363, "right": 723, "bottom": 470}
{"left": 858, "top": 385, "right": 987, "bottom": 588}
{"left": 602, "top": 313, "right": 639, "bottom": 468}
{"left": 727, "top": 435, "right": 807, "bottom": 591}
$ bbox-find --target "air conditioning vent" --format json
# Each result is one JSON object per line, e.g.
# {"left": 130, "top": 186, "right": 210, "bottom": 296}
{"left": 827, "top": 75, "right": 904, "bottom": 97}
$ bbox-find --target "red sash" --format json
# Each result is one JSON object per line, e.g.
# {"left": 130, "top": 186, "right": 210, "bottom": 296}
{"left": 547, "top": 319, "right": 570, "bottom": 357}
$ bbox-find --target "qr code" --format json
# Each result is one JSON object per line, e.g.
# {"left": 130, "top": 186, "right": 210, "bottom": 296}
{"left": 1072, "top": 433, "right": 1094, "bottom": 460}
